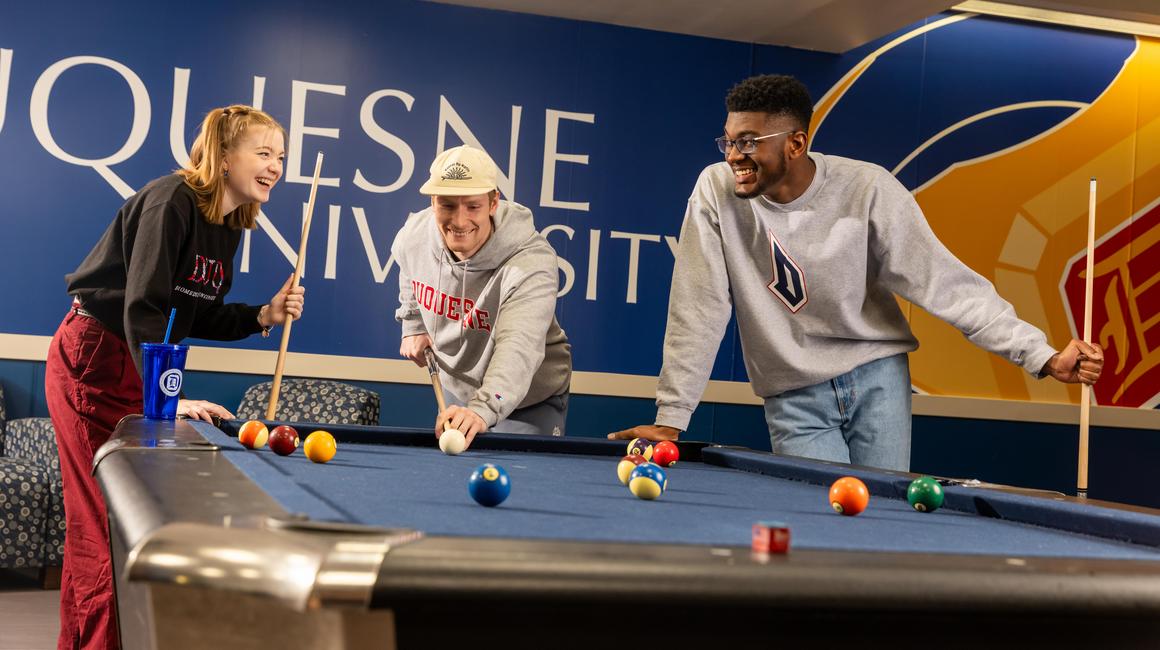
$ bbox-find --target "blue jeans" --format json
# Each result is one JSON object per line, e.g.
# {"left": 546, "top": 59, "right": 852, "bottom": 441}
{"left": 763, "top": 354, "right": 911, "bottom": 471}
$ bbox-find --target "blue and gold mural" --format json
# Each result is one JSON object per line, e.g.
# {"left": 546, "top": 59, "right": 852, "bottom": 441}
{"left": 0, "top": 4, "right": 1156, "bottom": 411}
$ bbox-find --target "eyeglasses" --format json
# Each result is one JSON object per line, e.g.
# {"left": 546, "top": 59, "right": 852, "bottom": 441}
{"left": 715, "top": 130, "right": 794, "bottom": 155}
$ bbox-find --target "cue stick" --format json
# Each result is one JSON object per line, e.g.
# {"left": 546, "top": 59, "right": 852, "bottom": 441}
{"left": 1077, "top": 177, "right": 1096, "bottom": 499}
{"left": 266, "top": 152, "right": 324, "bottom": 420}
{"left": 424, "top": 348, "right": 452, "bottom": 431}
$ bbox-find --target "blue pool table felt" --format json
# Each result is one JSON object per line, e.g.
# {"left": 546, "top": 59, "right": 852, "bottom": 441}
{"left": 197, "top": 423, "right": 1160, "bottom": 561}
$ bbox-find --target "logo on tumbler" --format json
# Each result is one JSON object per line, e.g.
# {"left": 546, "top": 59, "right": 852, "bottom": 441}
{"left": 159, "top": 369, "right": 183, "bottom": 397}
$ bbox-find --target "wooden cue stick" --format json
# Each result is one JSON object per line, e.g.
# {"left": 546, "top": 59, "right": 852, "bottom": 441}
{"left": 1077, "top": 177, "right": 1096, "bottom": 499}
{"left": 424, "top": 348, "right": 451, "bottom": 431}
{"left": 266, "top": 152, "right": 324, "bottom": 420}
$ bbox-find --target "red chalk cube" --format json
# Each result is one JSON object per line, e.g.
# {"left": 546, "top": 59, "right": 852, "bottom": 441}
{"left": 752, "top": 522, "right": 791, "bottom": 554}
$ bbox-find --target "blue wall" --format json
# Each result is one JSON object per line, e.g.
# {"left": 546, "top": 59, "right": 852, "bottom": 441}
{"left": 0, "top": 3, "right": 1138, "bottom": 382}
{"left": 2, "top": 3, "right": 1156, "bottom": 508}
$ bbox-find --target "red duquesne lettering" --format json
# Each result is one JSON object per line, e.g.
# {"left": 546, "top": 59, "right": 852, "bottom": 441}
{"left": 412, "top": 280, "right": 492, "bottom": 332}
{"left": 187, "top": 254, "right": 225, "bottom": 293}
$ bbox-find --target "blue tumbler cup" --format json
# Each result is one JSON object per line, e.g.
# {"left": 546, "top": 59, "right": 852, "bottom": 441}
{"left": 141, "top": 343, "right": 188, "bottom": 419}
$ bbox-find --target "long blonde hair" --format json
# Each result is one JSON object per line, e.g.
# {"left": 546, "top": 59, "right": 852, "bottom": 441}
{"left": 177, "top": 105, "right": 285, "bottom": 229}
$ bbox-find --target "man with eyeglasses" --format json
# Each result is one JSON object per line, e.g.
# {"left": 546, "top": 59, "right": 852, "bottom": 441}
{"left": 608, "top": 74, "right": 1103, "bottom": 471}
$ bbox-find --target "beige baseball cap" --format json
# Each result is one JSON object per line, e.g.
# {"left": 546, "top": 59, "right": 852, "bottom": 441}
{"left": 419, "top": 145, "right": 499, "bottom": 196}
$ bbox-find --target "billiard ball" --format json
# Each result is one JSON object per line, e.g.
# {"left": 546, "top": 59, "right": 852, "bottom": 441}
{"left": 628, "top": 463, "right": 667, "bottom": 500}
{"left": 303, "top": 430, "right": 336, "bottom": 463}
{"left": 468, "top": 463, "right": 511, "bottom": 507}
{"left": 616, "top": 454, "right": 650, "bottom": 485}
{"left": 907, "top": 476, "right": 945, "bottom": 513}
{"left": 439, "top": 428, "right": 467, "bottom": 455}
{"left": 627, "top": 437, "right": 654, "bottom": 461}
{"left": 237, "top": 420, "right": 269, "bottom": 449}
{"left": 829, "top": 476, "right": 869, "bottom": 516}
{"left": 652, "top": 440, "right": 679, "bottom": 467}
{"left": 268, "top": 425, "right": 300, "bottom": 456}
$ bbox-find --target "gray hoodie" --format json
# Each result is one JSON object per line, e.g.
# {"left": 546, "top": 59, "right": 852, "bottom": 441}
{"left": 656, "top": 153, "right": 1057, "bottom": 431}
{"left": 392, "top": 200, "right": 571, "bottom": 428}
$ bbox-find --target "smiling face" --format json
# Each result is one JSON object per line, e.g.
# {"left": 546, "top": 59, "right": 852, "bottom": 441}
{"left": 221, "top": 126, "right": 285, "bottom": 214}
{"left": 723, "top": 111, "right": 797, "bottom": 200}
{"left": 433, "top": 192, "right": 497, "bottom": 260}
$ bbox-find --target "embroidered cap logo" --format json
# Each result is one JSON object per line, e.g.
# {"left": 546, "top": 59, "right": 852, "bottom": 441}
{"left": 442, "top": 162, "right": 472, "bottom": 181}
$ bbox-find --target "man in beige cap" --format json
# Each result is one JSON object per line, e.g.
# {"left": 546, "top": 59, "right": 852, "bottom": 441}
{"left": 391, "top": 145, "right": 572, "bottom": 450}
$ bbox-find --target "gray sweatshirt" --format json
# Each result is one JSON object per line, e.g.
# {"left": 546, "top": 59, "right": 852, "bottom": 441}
{"left": 655, "top": 152, "right": 1057, "bottom": 431}
{"left": 392, "top": 200, "right": 571, "bottom": 428}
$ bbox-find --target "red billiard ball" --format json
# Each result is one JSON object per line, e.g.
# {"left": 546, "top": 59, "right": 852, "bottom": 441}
{"left": 652, "top": 440, "right": 679, "bottom": 467}
{"left": 237, "top": 420, "right": 269, "bottom": 449}
{"left": 829, "top": 476, "right": 870, "bottom": 516}
{"left": 268, "top": 425, "right": 300, "bottom": 456}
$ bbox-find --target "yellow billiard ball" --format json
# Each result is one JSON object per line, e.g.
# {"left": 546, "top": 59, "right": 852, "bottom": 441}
{"left": 303, "top": 430, "right": 337, "bottom": 463}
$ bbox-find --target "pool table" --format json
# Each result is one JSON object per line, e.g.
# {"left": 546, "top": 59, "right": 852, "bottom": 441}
{"left": 95, "top": 415, "right": 1160, "bottom": 649}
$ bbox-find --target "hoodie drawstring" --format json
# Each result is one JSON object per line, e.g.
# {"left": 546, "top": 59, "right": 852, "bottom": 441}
{"left": 434, "top": 248, "right": 446, "bottom": 353}
{"left": 460, "top": 259, "right": 469, "bottom": 346}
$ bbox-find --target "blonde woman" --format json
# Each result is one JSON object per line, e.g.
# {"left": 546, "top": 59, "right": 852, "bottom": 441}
{"left": 44, "top": 105, "right": 303, "bottom": 649}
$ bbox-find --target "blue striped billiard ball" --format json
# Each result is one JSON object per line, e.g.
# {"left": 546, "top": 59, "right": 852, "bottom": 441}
{"left": 628, "top": 463, "right": 667, "bottom": 500}
{"left": 468, "top": 463, "right": 511, "bottom": 507}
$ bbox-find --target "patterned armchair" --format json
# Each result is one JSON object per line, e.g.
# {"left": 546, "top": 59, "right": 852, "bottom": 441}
{"left": 236, "top": 379, "right": 381, "bottom": 425}
{"left": 0, "top": 385, "right": 65, "bottom": 586}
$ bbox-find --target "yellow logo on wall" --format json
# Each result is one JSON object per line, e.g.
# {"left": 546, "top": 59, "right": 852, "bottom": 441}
{"left": 908, "top": 37, "right": 1160, "bottom": 407}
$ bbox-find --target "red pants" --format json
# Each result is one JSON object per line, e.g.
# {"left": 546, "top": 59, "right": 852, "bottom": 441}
{"left": 45, "top": 310, "right": 142, "bottom": 650}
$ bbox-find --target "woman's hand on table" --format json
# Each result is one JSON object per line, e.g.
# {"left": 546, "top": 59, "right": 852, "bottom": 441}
{"left": 178, "top": 399, "right": 234, "bottom": 423}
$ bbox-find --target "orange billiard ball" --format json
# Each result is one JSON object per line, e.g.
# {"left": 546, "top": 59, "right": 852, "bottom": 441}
{"left": 303, "top": 430, "right": 337, "bottom": 464}
{"left": 237, "top": 420, "right": 269, "bottom": 449}
{"left": 829, "top": 476, "right": 870, "bottom": 516}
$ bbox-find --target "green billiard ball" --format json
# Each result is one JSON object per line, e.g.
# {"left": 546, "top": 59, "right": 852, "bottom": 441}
{"left": 907, "top": 476, "right": 945, "bottom": 513}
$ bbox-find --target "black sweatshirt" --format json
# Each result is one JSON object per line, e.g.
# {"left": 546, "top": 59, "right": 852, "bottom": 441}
{"left": 67, "top": 174, "right": 264, "bottom": 372}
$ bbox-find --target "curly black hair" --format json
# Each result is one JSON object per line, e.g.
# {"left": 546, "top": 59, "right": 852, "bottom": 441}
{"left": 725, "top": 75, "right": 813, "bottom": 132}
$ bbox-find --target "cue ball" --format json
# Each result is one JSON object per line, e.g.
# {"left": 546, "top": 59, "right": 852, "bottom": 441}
{"left": 237, "top": 420, "right": 269, "bottom": 449}
{"left": 627, "top": 437, "right": 654, "bottom": 461}
{"left": 468, "top": 463, "right": 511, "bottom": 507}
{"left": 628, "top": 463, "right": 667, "bottom": 500}
{"left": 829, "top": 476, "right": 870, "bottom": 516}
{"left": 616, "top": 454, "right": 650, "bottom": 485}
{"left": 303, "top": 430, "right": 337, "bottom": 463}
{"left": 907, "top": 476, "right": 945, "bottom": 513}
{"left": 268, "top": 425, "right": 300, "bottom": 456}
{"left": 652, "top": 440, "right": 679, "bottom": 467}
{"left": 439, "top": 428, "right": 467, "bottom": 455}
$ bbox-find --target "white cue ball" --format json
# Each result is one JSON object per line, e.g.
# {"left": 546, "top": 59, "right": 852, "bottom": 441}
{"left": 439, "top": 428, "right": 467, "bottom": 455}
